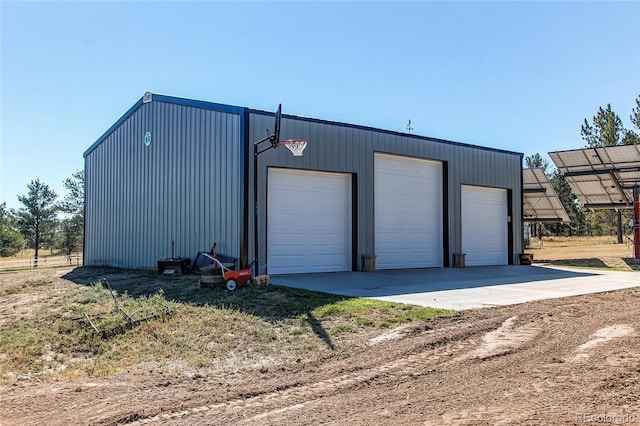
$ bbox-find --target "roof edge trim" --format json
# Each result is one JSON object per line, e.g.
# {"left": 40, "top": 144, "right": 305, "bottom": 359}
{"left": 83, "top": 92, "right": 246, "bottom": 158}
{"left": 248, "top": 108, "right": 523, "bottom": 158}
{"left": 84, "top": 92, "right": 522, "bottom": 159}
{"left": 83, "top": 97, "right": 144, "bottom": 157}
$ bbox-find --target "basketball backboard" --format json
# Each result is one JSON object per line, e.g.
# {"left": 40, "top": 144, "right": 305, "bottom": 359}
{"left": 272, "top": 103, "right": 282, "bottom": 147}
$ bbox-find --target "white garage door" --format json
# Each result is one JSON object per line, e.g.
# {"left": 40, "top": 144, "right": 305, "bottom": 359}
{"left": 267, "top": 169, "right": 352, "bottom": 274}
{"left": 375, "top": 153, "right": 443, "bottom": 269}
{"left": 461, "top": 185, "right": 508, "bottom": 266}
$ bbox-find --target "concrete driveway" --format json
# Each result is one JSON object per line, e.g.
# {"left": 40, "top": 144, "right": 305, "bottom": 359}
{"left": 271, "top": 265, "right": 639, "bottom": 310}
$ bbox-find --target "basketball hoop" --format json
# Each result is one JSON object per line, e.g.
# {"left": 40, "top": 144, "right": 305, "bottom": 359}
{"left": 281, "top": 139, "right": 308, "bottom": 157}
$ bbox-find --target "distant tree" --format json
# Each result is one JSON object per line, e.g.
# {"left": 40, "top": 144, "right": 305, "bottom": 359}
{"left": 56, "top": 215, "right": 83, "bottom": 256}
{"left": 524, "top": 153, "right": 550, "bottom": 174}
{"left": 16, "top": 180, "right": 58, "bottom": 266}
{"left": 524, "top": 153, "right": 553, "bottom": 239}
{"left": 581, "top": 98, "right": 640, "bottom": 147}
{"left": 622, "top": 95, "right": 640, "bottom": 145}
{"left": 60, "top": 170, "right": 84, "bottom": 217}
{"left": 631, "top": 95, "right": 640, "bottom": 130}
{"left": 0, "top": 203, "right": 25, "bottom": 257}
{"left": 622, "top": 131, "right": 639, "bottom": 145}
{"left": 584, "top": 210, "right": 629, "bottom": 237}
{"left": 549, "top": 169, "right": 586, "bottom": 236}
{"left": 581, "top": 104, "right": 625, "bottom": 147}
{"left": 58, "top": 170, "right": 85, "bottom": 256}
{"left": 579, "top": 98, "right": 639, "bottom": 242}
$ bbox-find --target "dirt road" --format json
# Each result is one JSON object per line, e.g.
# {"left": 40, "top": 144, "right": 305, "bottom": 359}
{"left": 2, "top": 287, "right": 639, "bottom": 425}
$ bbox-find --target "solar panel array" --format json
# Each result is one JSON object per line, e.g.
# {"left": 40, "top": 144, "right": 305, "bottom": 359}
{"left": 523, "top": 168, "right": 570, "bottom": 223}
{"left": 549, "top": 145, "right": 640, "bottom": 209}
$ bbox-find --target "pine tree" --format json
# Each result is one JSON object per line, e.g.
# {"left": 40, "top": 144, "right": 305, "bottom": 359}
{"left": 0, "top": 203, "right": 25, "bottom": 257}
{"left": 524, "top": 153, "right": 550, "bottom": 174}
{"left": 16, "top": 180, "right": 58, "bottom": 266}
{"left": 580, "top": 104, "right": 624, "bottom": 147}
{"left": 579, "top": 98, "right": 639, "bottom": 241}
{"left": 623, "top": 95, "right": 640, "bottom": 145}
{"left": 57, "top": 170, "right": 85, "bottom": 257}
{"left": 550, "top": 169, "right": 585, "bottom": 236}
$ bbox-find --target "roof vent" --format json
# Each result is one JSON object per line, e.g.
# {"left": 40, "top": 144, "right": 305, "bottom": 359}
{"left": 143, "top": 92, "right": 153, "bottom": 103}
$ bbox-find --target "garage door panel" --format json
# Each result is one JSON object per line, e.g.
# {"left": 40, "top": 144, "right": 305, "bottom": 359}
{"left": 311, "top": 253, "right": 345, "bottom": 267}
{"left": 375, "top": 154, "right": 443, "bottom": 269}
{"left": 377, "top": 211, "right": 440, "bottom": 222}
{"left": 376, "top": 229, "right": 437, "bottom": 243}
{"left": 268, "top": 232, "right": 305, "bottom": 247}
{"left": 377, "top": 195, "right": 435, "bottom": 211}
{"left": 311, "top": 214, "right": 346, "bottom": 227}
{"left": 270, "top": 191, "right": 347, "bottom": 213}
{"left": 268, "top": 169, "right": 351, "bottom": 274}
{"left": 462, "top": 186, "right": 508, "bottom": 266}
{"left": 269, "top": 254, "right": 346, "bottom": 274}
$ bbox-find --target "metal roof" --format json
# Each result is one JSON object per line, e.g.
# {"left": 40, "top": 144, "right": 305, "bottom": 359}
{"left": 523, "top": 168, "right": 570, "bottom": 223}
{"left": 549, "top": 145, "right": 640, "bottom": 209}
{"left": 85, "top": 92, "right": 524, "bottom": 159}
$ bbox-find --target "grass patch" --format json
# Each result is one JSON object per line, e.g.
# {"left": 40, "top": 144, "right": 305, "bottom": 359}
{"left": 526, "top": 236, "right": 639, "bottom": 272}
{"left": 548, "top": 258, "right": 609, "bottom": 269}
{"left": 0, "top": 267, "right": 455, "bottom": 384}
{"left": 0, "top": 278, "right": 51, "bottom": 296}
{"left": 330, "top": 324, "right": 355, "bottom": 334}
{"left": 314, "top": 298, "right": 452, "bottom": 328}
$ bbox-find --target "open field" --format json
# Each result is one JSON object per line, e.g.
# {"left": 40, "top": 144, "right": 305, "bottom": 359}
{"left": 526, "top": 235, "right": 639, "bottom": 271}
{"left": 0, "top": 249, "right": 83, "bottom": 271}
{"left": 1, "top": 237, "right": 638, "bottom": 425}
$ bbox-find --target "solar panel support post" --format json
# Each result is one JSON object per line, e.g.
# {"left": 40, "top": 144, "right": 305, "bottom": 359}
{"left": 617, "top": 210, "right": 623, "bottom": 244}
{"left": 634, "top": 186, "right": 640, "bottom": 259}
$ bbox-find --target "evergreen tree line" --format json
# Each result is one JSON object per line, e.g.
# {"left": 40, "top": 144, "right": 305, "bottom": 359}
{"left": 0, "top": 171, "right": 84, "bottom": 260}
{"left": 526, "top": 96, "right": 639, "bottom": 240}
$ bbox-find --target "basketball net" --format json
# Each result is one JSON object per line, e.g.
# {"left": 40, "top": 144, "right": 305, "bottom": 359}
{"left": 281, "top": 139, "right": 307, "bottom": 157}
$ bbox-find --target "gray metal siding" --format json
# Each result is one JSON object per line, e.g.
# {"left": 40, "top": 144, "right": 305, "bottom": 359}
{"left": 249, "top": 112, "right": 523, "bottom": 269}
{"left": 85, "top": 101, "right": 243, "bottom": 268}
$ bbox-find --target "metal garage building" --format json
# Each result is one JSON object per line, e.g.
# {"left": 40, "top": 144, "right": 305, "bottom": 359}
{"left": 84, "top": 92, "right": 523, "bottom": 272}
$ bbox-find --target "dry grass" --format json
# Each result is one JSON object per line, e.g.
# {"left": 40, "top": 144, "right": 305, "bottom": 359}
{"left": 1, "top": 249, "right": 55, "bottom": 260}
{"left": 0, "top": 250, "right": 83, "bottom": 272}
{"left": 1, "top": 237, "right": 636, "bottom": 385}
{"left": 0, "top": 267, "right": 453, "bottom": 384}
{"left": 525, "top": 236, "right": 639, "bottom": 271}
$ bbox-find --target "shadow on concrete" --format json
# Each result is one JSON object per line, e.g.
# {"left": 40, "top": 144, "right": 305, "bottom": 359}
{"left": 271, "top": 265, "right": 598, "bottom": 298}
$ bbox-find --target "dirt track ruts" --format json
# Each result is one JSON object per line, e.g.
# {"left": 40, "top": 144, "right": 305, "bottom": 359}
{"left": 2, "top": 287, "right": 639, "bottom": 425}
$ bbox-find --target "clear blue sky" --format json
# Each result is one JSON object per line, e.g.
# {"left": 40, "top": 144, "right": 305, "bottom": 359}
{"left": 1, "top": 1, "right": 639, "bottom": 210}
